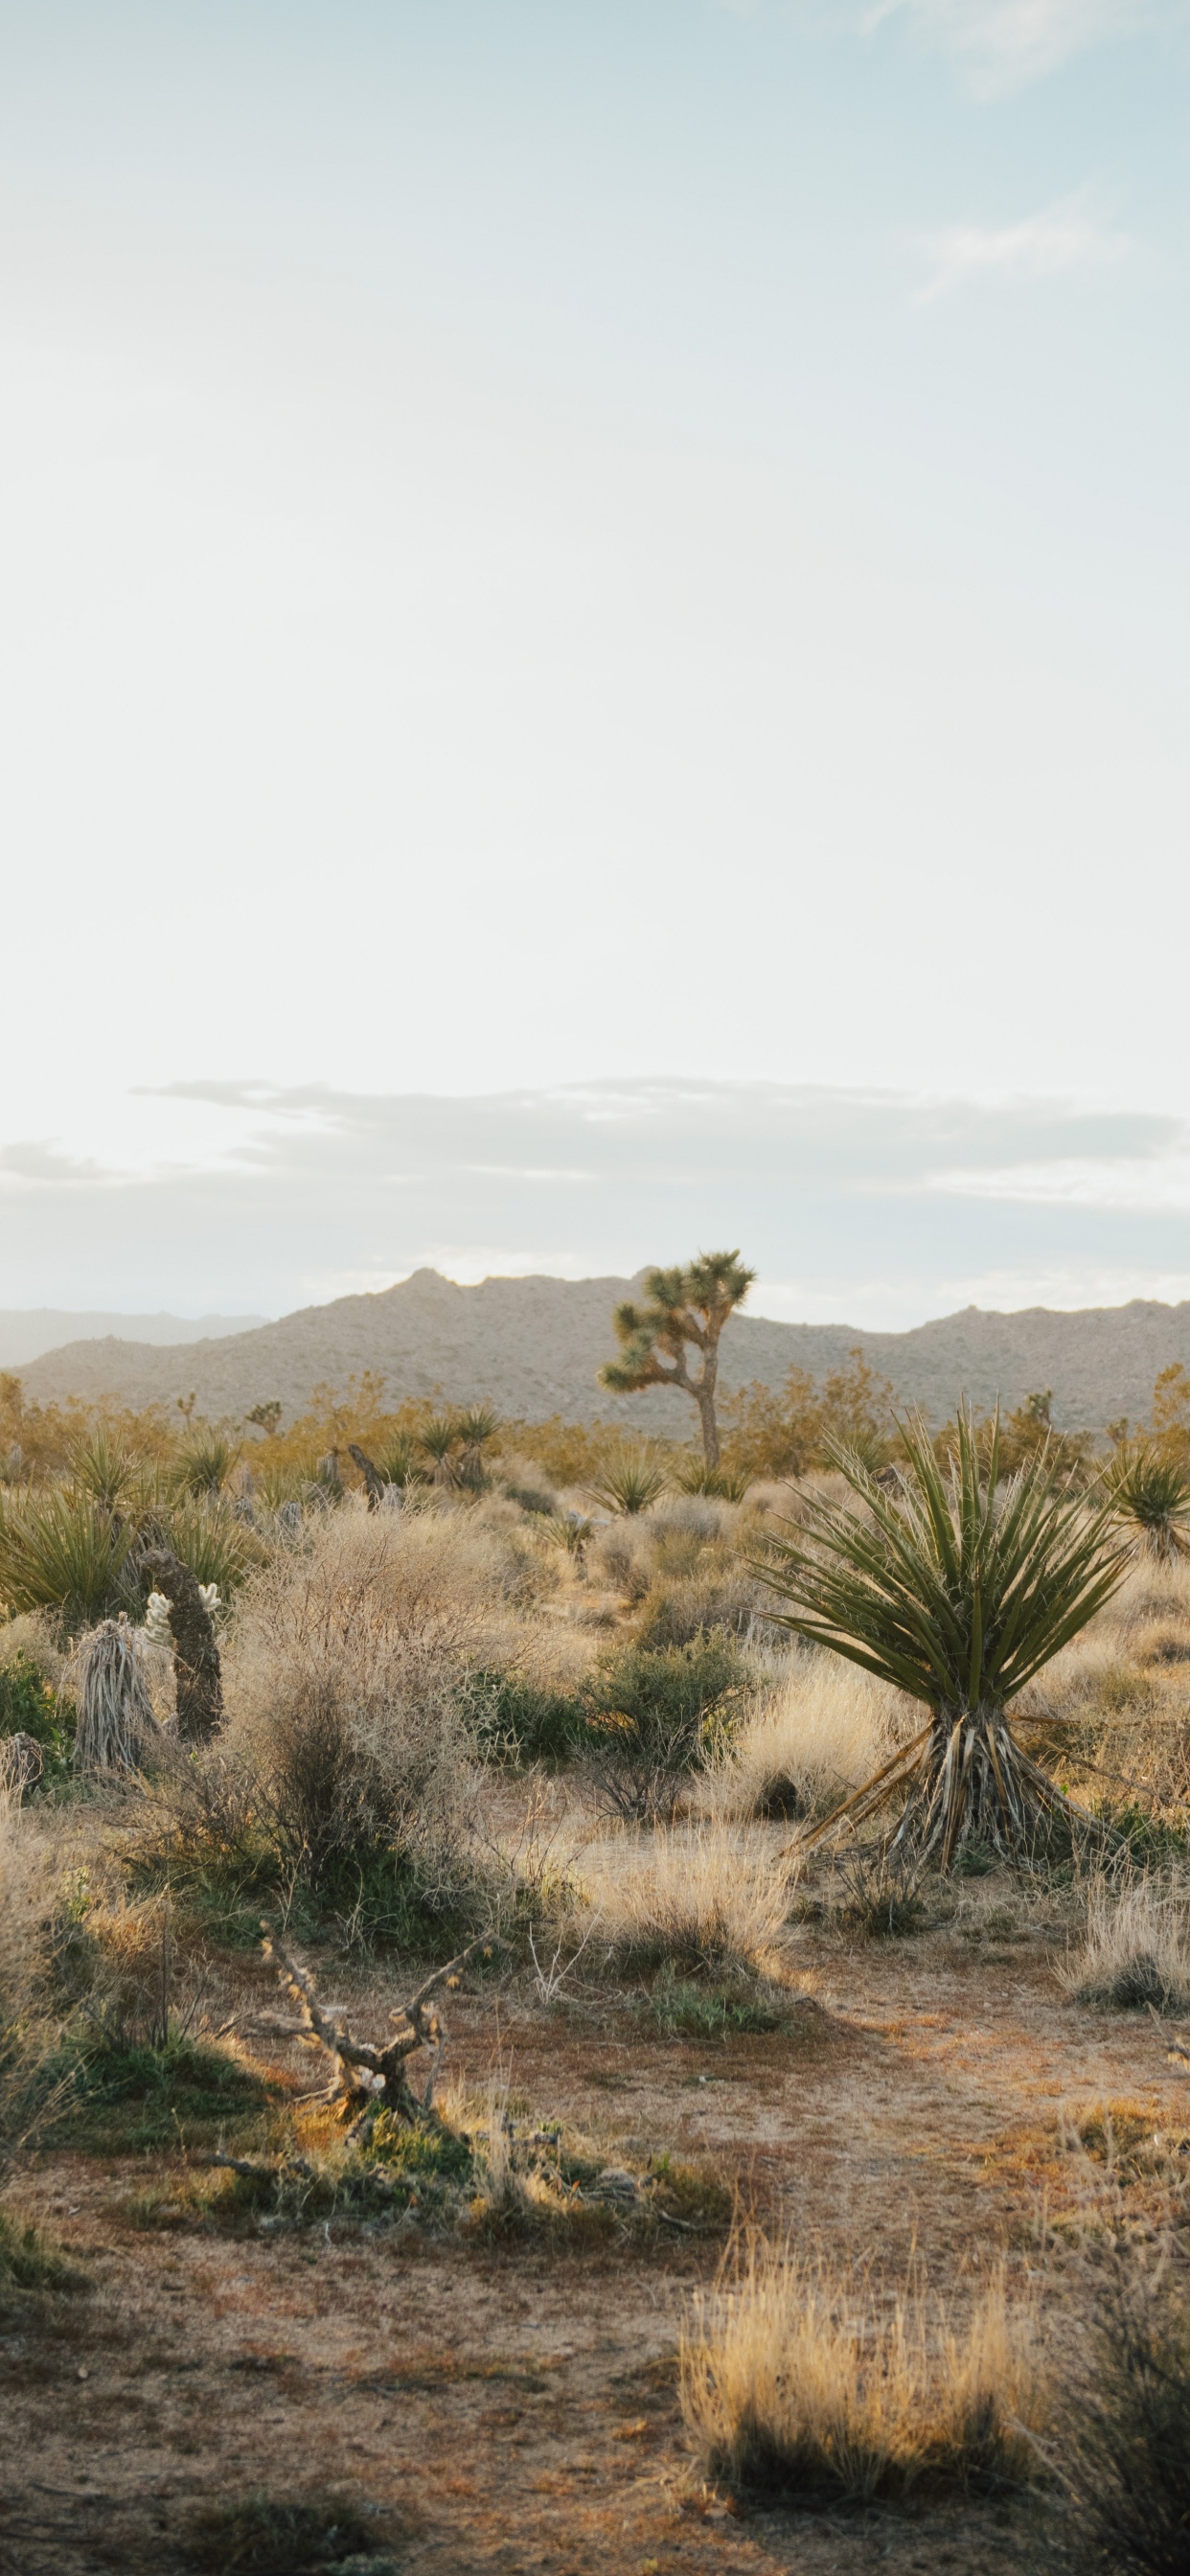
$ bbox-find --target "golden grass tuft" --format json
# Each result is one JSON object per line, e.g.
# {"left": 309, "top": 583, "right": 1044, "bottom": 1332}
{"left": 1061, "top": 1874, "right": 1190, "bottom": 2012}
{"left": 680, "top": 2234, "right": 1039, "bottom": 2506}
{"left": 713, "top": 1651, "right": 903, "bottom": 1822}
{"left": 581, "top": 1823, "right": 791, "bottom": 1973}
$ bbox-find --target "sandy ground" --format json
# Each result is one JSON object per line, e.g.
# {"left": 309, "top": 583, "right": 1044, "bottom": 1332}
{"left": 3, "top": 1906, "right": 1186, "bottom": 2576}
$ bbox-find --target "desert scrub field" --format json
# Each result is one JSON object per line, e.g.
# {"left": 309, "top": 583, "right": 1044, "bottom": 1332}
{"left": 3, "top": 1387, "right": 1190, "bottom": 2569}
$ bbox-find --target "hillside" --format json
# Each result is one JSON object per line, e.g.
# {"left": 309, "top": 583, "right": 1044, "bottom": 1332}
{"left": 14, "top": 1269, "right": 1190, "bottom": 1434}
{"left": 0, "top": 1310, "right": 265, "bottom": 1368}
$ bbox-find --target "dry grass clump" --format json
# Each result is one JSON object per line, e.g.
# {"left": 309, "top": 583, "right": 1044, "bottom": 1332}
{"left": 220, "top": 1503, "right": 515, "bottom": 1878}
{"left": 581, "top": 1823, "right": 791, "bottom": 1974}
{"left": 681, "top": 2235, "right": 1039, "bottom": 2507}
{"left": 714, "top": 1651, "right": 903, "bottom": 1821}
{"left": 1061, "top": 1875, "right": 1190, "bottom": 2012}
{"left": 1051, "top": 2216, "right": 1190, "bottom": 2575}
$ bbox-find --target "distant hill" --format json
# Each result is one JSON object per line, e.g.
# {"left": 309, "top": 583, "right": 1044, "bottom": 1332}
{"left": 0, "top": 1310, "right": 266, "bottom": 1369}
{"left": 13, "top": 1269, "right": 1190, "bottom": 1437}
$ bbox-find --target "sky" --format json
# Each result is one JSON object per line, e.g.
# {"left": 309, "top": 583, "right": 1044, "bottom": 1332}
{"left": 1, "top": 0, "right": 1188, "bottom": 1327}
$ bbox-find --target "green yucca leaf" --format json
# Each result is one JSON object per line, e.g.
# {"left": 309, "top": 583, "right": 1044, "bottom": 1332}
{"left": 760, "top": 1406, "right": 1129, "bottom": 1717}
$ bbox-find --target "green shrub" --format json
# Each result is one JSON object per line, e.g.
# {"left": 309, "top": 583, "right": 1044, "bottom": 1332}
{"left": 469, "top": 1668, "right": 590, "bottom": 1763}
{"left": 56, "top": 2022, "right": 268, "bottom": 2152}
{"left": 0, "top": 2206, "right": 86, "bottom": 2315}
{"left": 582, "top": 1630, "right": 746, "bottom": 1819}
{"left": 0, "top": 1648, "right": 71, "bottom": 1758}
{"left": 646, "top": 1966, "right": 786, "bottom": 2038}
{"left": 181, "top": 2490, "right": 399, "bottom": 2575}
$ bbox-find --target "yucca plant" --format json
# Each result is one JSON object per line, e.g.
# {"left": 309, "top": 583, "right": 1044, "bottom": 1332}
{"left": 759, "top": 1408, "right": 1128, "bottom": 1871}
{"left": 1108, "top": 1440, "right": 1190, "bottom": 1564}
{"left": 455, "top": 1405, "right": 499, "bottom": 1491}
{"left": 70, "top": 1427, "right": 141, "bottom": 1516}
{"left": 171, "top": 1429, "right": 239, "bottom": 1499}
{"left": 675, "top": 1458, "right": 752, "bottom": 1503}
{"left": 375, "top": 1434, "right": 425, "bottom": 1491}
{"left": 585, "top": 1447, "right": 670, "bottom": 1516}
{"left": 418, "top": 1415, "right": 463, "bottom": 1488}
{"left": 0, "top": 1485, "right": 137, "bottom": 1626}
{"left": 143, "top": 1496, "right": 260, "bottom": 1596}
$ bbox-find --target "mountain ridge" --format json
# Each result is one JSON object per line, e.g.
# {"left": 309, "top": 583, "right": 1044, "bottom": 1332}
{"left": 12, "top": 1268, "right": 1190, "bottom": 1436}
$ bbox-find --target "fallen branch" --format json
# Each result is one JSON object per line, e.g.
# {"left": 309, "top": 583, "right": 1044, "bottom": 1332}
{"left": 259, "top": 1920, "right": 502, "bottom": 2126}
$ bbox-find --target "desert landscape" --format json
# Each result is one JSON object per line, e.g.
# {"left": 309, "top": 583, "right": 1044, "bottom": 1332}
{"left": 3, "top": 1259, "right": 1190, "bottom": 2574}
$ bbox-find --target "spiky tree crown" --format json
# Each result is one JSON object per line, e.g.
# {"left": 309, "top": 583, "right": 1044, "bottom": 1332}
{"left": 600, "top": 1252, "right": 755, "bottom": 1393}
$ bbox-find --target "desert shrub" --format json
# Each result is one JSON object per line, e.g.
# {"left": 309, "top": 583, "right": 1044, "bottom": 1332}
{"left": 1062, "top": 1877, "right": 1190, "bottom": 2012}
{"left": 1058, "top": 2235, "right": 1190, "bottom": 2575}
{"left": 469, "top": 1668, "right": 590, "bottom": 1763}
{"left": 58, "top": 2021, "right": 266, "bottom": 2152}
{"left": 583, "top": 1631, "right": 746, "bottom": 1821}
{"left": 0, "top": 2207, "right": 84, "bottom": 2316}
{"left": 715, "top": 1652, "right": 901, "bottom": 1821}
{"left": 588, "top": 1517, "right": 654, "bottom": 1601}
{"left": 0, "top": 1645, "right": 70, "bottom": 1763}
{"left": 646, "top": 1964, "right": 787, "bottom": 2037}
{"left": 585, "top": 1824, "right": 790, "bottom": 1974}
{"left": 681, "top": 2239, "right": 1038, "bottom": 2507}
{"left": 633, "top": 1567, "right": 765, "bottom": 1650}
{"left": 181, "top": 2490, "right": 399, "bottom": 2575}
{"left": 160, "top": 1503, "right": 538, "bottom": 1944}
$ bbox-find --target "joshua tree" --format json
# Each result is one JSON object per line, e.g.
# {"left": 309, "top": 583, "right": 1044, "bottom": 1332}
{"left": 599, "top": 1253, "right": 755, "bottom": 1468}
{"left": 1108, "top": 1441, "right": 1190, "bottom": 1563}
{"left": 759, "top": 1407, "right": 1128, "bottom": 1872}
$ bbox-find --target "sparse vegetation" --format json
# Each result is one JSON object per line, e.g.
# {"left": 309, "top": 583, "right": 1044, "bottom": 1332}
{"left": 7, "top": 1347, "right": 1190, "bottom": 2570}
{"left": 681, "top": 2237, "right": 1039, "bottom": 2506}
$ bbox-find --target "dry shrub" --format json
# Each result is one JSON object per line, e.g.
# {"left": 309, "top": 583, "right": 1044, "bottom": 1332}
{"left": 681, "top": 2236, "right": 1039, "bottom": 2506}
{"left": 582, "top": 1823, "right": 791, "bottom": 1973}
{"left": 588, "top": 1518, "right": 654, "bottom": 1602}
{"left": 220, "top": 1504, "right": 502, "bottom": 1881}
{"left": 1052, "top": 2211, "right": 1190, "bottom": 2575}
{"left": 0, "top": 1612, "right": 67, "bottom": 1694}
{"left": 0, "top": 1810, "right": 62, "bottom": 2165}
{"left": 1061, "top": 1875, "right": 1190, "bottom": 2012}
{"left": 715, "top": 1651, "right": 903, "bottom": 1821}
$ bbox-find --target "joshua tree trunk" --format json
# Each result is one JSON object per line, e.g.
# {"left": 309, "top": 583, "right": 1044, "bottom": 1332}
{"left": 141, "top": 1548, "right": 223, "bottom": 1743}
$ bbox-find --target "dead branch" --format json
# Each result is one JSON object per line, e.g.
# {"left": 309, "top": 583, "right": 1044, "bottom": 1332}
{"left": 258, "top": 1920, "right": 502, "bottom": 2126}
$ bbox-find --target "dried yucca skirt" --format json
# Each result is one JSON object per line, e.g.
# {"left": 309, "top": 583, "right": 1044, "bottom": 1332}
{"left": 73, "top": 1615, "right": 158, "bottom": 1775}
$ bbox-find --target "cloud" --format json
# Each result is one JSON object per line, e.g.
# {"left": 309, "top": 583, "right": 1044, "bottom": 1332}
{"left": 1, "top": 1078, "right": 1189, "bottom": 1329}
{"left": 866, "top": 0, "right": 1162, "bottom": 88}
{"left": 914, "top": 196, "right": 1131, "bottom": 302}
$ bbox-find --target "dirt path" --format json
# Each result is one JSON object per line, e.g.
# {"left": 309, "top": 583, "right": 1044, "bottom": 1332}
{"left": 3, "top": 1917, "right": 1184, "bottom": 2575}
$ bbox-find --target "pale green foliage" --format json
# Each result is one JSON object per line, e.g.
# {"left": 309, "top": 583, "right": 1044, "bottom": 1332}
{"left": 1109, "top": 1441, "right": 1190, "bottom": 1564}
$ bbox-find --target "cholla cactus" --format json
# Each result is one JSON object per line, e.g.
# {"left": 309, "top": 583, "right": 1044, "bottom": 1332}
{"left": 145, "top": 1589, "right": 173, "bottom": 1648}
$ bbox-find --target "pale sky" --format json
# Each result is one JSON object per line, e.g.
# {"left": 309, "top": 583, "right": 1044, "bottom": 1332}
{"left": 2, "top": 2, "right": 1188, "bottom": 1325}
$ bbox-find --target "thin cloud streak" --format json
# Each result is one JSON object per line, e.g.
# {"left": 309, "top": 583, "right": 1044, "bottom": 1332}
{"left": 864, "top": 0, "right": 1164, "bottom": 88}
{"left": 914, "top": 196, "right": 1131, "bottom": 303}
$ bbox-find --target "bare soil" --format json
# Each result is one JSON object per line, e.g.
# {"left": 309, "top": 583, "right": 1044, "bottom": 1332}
{"left": 4, "top": 1906, "right": 1186, "bottom": 2576}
